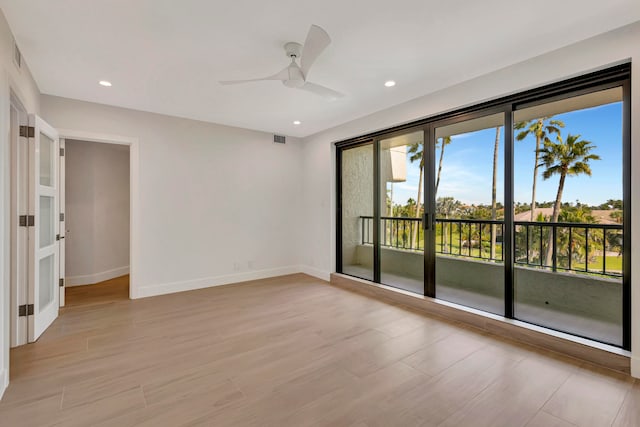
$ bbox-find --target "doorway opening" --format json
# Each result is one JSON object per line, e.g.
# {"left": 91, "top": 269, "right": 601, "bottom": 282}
{"left": 62, "top": 139, "right": 130, "bottom": 308}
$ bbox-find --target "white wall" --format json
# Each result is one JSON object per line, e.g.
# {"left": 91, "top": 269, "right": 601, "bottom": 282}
{"left": 0, "top": 9, "right": 40, "bottom": 399}
{"left": 41, "top": 96, "right": 304, "bottom": 298}
{"left": 65, "top": 140, "right": 130, "bottom": 285}
{"left": 300, "top": 22, "right": 640, "bottom": 373}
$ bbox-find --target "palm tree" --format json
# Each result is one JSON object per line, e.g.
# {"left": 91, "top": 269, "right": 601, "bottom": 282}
{"left": 515, "top": 117, "right": 564, "bottom": 221}
{"left": 407, "top": 136, "right": 452, "bottom": 249}
{"left": 407, "top": 142, "right": 424, "bottom": 249}
{"left": 490, "top": 127, "right": 501, "bottom": 260}
{"left": 556, "top": 206, "right": 598, "bottom": 268}
{"left": 435, "top": 136, "right": 451, "bottom": 196}
{"left": 539, "top": 134, "right": 600, "bottom": 266}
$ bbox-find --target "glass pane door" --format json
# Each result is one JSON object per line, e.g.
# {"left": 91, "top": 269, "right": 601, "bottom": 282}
{"left": 341, "top": 144, "right": 374, "bottom": 281}
{"left": 378, "top": 130, "right": 425, "bottom": 293}
{"left": 28, "top": 115, "right": 60, "bottom": 341}
{"left": 513, "top": 88, "right": 624, "bottom": 346}
{"left": 433, "top": 113, "right": 505, "bottom": 314}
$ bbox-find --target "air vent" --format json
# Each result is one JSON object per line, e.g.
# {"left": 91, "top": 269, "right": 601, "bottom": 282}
{"left": 273, "top": 135, "right": 286, "bottom": 144}
{"left": 13, "top": 40, "right": 21, "bottom": 69}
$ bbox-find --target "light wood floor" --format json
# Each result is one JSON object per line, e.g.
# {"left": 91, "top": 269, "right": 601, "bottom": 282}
{"left": 1, "top": 273, "right": 638, "bottom": 426}
{"left": 64, "top": 275, "right": 130, "bottom": 308}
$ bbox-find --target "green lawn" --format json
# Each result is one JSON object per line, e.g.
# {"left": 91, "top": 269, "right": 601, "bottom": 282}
{"left": 381, "top": 225, "right": 623, "bottom": 275}
{"left": 566, "top": 255, "right": 623, "bottom": 274}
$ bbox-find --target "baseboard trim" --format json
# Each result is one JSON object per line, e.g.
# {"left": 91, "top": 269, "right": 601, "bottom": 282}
{"left": 67, "top": 266, "right": 130, "bottom": 287}
{"left": 330, "top": 273, "right": 631, "bottom": 376}
{"left": 0, "top": 369, "right": 7, "bottom": 400}
{"left": 631, "top": 356, "right": 640, "bottom": 378}
{"left": 135, "top": 266, "right": 303, "bottom": 299}
{"left": 300, "top": 265, "right": 330, "bottom": 282}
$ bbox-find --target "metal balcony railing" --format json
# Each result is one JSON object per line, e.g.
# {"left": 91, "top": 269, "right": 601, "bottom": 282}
{"left": 514, "top": 221, "right": 622, "bottom": 277}
{"left": 359, "top": 216, "right": 623, "bottom": 277}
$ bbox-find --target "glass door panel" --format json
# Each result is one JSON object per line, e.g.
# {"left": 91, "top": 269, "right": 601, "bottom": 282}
{"left": 378, "top": 130, "right": 424, "bottom": 293}
{"left": 341, "top": 144, "right": 374, "bottom": 281}
{"left": 513, "top": 88, "right": 624, "bottom": 346}
{"left": 433, "top": 113, "right": 505, "bottom": 314}
{"left": 39, "top": 132, "right": 54, "bottom": 186}
{"left": 28, "top": 114, "right": 60, "bottom": 341}
{"left": 39, "top": 195, "right": 55, "bottom": 248}
{"left": 39, "top": 255, "right": 54, "bottom": 309}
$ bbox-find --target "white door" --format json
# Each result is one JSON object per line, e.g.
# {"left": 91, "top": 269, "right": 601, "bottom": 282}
{"left": 59, "top": 138, "right": 66, "bottom": 307}
{"left": 28, "top": 114, "right": 60, "bottom": 341}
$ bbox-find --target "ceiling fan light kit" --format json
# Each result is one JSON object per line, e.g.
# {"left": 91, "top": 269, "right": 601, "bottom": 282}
{"left": 220, "top": 25, "right": 344, "bottom": 100}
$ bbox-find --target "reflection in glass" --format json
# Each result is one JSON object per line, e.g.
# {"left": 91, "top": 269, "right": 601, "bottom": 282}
{"left": 378, "top": 130, "right": 424, "bottom": 294}
{"left": 39, "top": 254, "right": 54, "bottom": 309}
{"left": 341, "top": 144, "right": 374, "bottom": 281}
{"left": 513, "top": 87, "right": 623, "bottom": 346}
{"left": 40, "top": 132, "right": 54, "bottom": 186}
{"left": 434, "top": 113, "right": 505, "bottom": 314}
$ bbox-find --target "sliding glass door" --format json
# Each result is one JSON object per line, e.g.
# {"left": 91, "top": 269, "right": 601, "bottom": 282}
{"left": 512, "top": 86, "right": 626, "bottom": 346}
{"left": 378, "top": 130, "right": 425, "bottom": 293}
{"left": 339, "top": 143, "right": 374, "bottom": 281}
{"left": 431, "top": 113, "right": 505, "bottom": 315}
{"left": 336, "top": 65, "right": 630, "bottom": 349}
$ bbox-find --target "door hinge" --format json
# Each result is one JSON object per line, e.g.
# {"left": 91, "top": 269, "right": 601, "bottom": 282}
{"left": 60, "top": 147, "right": 65, "bottom": 156}
{"left": 59, "top": 278, "right": 64, "bottom": 287}
{"left": 18, "top": 304, "right": 34, "bottom": 317}
{"left": 19, "top": 125, "right": 34, "bottom": 138}
{"left": 60, "top": 212, "right": 65, "bottom": 221}
{"left": 19, "top": 215, "right": 34, "bottom": 227}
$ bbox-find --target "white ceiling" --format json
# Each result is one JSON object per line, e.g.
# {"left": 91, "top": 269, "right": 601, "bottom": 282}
{"left": 1, "top": 0, "right": 639, "bottom": 137}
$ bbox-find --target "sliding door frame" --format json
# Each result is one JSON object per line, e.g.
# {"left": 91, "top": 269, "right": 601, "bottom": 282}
{"left": 335, "top": 63, "right": 631, "bottom": 349}
{"left": 428, "top": 106, "right": 513, "bottom": 313}
{"left": 372, "top": 126, "right": 428, "bottom": 289}
{"left": 335, "top": 140, "right": 374, "bottom": 278}
{"left": 511, "top": 79, "right": 631, "bottom": 348}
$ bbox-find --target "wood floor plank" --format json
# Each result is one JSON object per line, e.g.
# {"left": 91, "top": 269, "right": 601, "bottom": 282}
{"left": 434, "top": 354, "right": 578, "bottom": 426}
{"left": 401, "top": 330, "right": 489, "bottom": 376}
{"left": 55, "top": 386, "right": 146, "bottom": 427}
{"left": 612, "top": 381, "right": 640, "bottom": 426}
{"left": 525, "top": 411, "right": 576, "bottom": 427}
{"left": 541, "top": 366, "right": 632, "bottom": 427}
{"left": 1, "top": 273, "right": 635, "bottom": 426}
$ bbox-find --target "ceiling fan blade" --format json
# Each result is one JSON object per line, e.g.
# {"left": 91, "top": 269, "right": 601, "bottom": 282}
{"left": 300, "top": 25, "right": 331, "bottom": 78}
{"left": 219, "top": 66, "right": 289, "bottom": 85}
{"left": 300, "top": 82, "right": 344, "bottom": 100}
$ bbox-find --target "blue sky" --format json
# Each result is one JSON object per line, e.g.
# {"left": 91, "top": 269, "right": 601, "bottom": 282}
{"left": 390, "top": 102, "right": 623, "bottom": 207}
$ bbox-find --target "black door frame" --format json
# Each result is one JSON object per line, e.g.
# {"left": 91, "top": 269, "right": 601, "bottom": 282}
{"left": 427, "top": 107, "right": 513, "bottom": 311}
{"left": 335, "top": 63, "right": 631, "bottom": 349}
{"left": 372, "top": 126, "right": 428, "bottom": 287}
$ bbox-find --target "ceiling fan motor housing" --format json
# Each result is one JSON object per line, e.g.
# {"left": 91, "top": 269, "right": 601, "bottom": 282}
{"left": 284, "top": 42, "right": 302, "bottom": 58}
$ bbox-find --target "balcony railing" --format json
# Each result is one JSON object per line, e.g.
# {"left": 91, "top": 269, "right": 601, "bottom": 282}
{"left": 360, "top": 216, "right": 622, "bottom": 277}
{"left": 514, "top": 221, "right": 622, "bottom": 277}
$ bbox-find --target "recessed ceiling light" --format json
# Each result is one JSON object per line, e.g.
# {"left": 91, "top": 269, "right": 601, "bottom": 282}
{"left": 99, "top": 80, "right": 112, "bottom": 87}
{"left": 384, "top": 80, "right": 396, "bottom": 88}
{"left": 293, "top": 120, "right": 301, "bottom": 125}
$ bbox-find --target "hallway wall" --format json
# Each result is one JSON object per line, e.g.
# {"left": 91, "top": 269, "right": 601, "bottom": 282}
{"left": 65, "top": 140, "right": 130, "bottom": 285}
{"left": 0, "top": 8, "right": 41, "bottom": 399}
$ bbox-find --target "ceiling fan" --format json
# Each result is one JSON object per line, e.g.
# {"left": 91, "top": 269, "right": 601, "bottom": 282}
{"left": 220, "top": 25, "right": 344, "bottom": 100}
